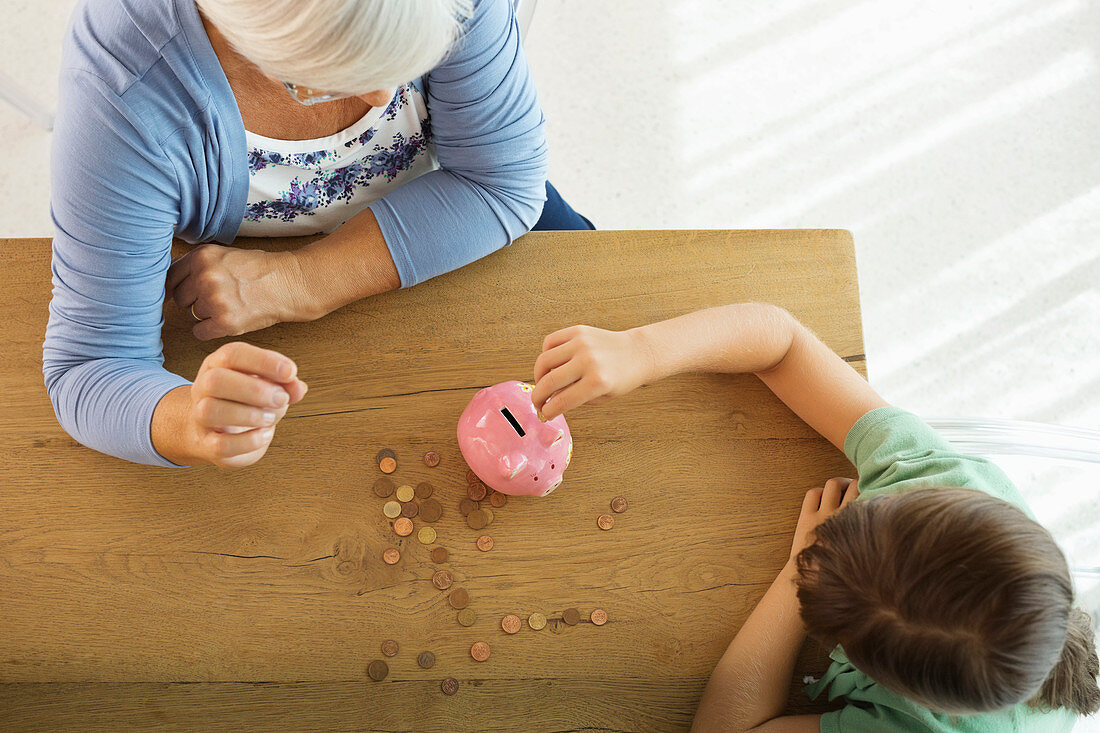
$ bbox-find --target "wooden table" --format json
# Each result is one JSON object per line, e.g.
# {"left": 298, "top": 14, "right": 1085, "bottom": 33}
{"left": 0, "top": 231, "right": 864, "bottom": 732}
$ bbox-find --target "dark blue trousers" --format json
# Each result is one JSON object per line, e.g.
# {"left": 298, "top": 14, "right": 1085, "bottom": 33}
{"left": 532, "top": 181, "right": 595, "bottom": 231}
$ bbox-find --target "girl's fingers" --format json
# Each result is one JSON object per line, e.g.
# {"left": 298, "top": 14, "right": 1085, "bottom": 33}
{"left": 533, "top": 342, "right": 576, "bottom": 383}
{"left": 197, "top": 367, "right": 289, "bottom": 408}
{"left": 194, "top": 396, "right": 278, "bottom": 431}
{"left": 531, "top": 358, "right": 586, "bottom": 409}
{"left": 803, "top": 486, "right": 824, "bottom": 513}
{"left": 541, "top": 374, "right": 603, "bottom": 419}
{"left": 821, "top": 477, "right": 852, "bottom": 510}
{"left": 840, "top": 480, "right": 860, "bottom": 507}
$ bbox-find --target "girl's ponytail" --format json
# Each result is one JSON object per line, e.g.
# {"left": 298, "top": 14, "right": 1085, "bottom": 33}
{"left": 1033, "top": 607, "right": 1100, "bottom": 715}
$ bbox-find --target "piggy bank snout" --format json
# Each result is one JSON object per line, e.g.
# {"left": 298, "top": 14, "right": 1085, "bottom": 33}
{"left": 537, "top": 425, "right": 565, "bottom": 448}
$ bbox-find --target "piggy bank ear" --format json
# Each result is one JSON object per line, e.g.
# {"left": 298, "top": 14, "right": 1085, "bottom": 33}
{"left": 538, "top": 425, "right": 565, "bottom": 449}
{"left": 499, "top": 452, "right": 528, "bottom": 479}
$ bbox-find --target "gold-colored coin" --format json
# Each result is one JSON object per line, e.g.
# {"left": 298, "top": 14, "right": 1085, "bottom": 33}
{"left": 418, "top": 526, "right": 437, "bottom": 545}
{"left": 379, "top": 456, "right": 397, "bottom": 474}
{"left": 482, "top": 507, "right": 495, "bottom": 525}
{"left": 501, "top": 614, "right": 522, "bottom": 634}
{"left": 393, "top": 517, "right": 413, "bottom": 536}
{"left": 528, "top": 612, "right": 547, "bottom": 630}
{"left": 395, "top": 484, "right": 415, "bottom": 502}
{"left": 382, "top": 501, "right": 402, "bottom": 519}
{"left": 597, "top": 514, "right": 614, "bottom": 531}
{"left": 457, "top": 608, "right": 477, "bottom": 627}
{"left": 591, "top": 608, "right": 608, "bottom": 626}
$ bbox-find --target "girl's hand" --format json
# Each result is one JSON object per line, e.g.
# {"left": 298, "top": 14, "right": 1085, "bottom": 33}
{"left": 186, "top": 342, "right": 308, "bottom": 467}
{"left": 166, "top": 244, "right": 322, "bottom": 340}
{"left": 531, "top": 325, "right": 654, "bottom": 420}
{"left": 789, "top": 477, "right": 859, "bottom": 562}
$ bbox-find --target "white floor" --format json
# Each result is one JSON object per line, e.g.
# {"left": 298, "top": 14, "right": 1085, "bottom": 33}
{"left": 2, "top": 0, "right": 1098, "bottom": 720}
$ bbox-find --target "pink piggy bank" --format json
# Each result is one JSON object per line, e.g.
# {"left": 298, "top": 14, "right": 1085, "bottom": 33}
{"left": 457, "top": 380, "right": 572, "bottom": 496}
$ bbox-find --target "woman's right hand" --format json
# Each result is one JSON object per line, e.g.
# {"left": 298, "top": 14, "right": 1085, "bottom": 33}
{"left": 184, "top": 342, "right": 307, "bottom": 467}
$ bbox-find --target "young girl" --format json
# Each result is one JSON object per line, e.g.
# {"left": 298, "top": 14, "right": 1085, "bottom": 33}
{"left": 528, "top": 303, "right": 1100, "bottom": 732}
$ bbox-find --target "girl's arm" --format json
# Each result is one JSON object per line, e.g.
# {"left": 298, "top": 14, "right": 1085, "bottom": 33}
{"left": 531, "top": 302, "right": 887, "bottom": 451}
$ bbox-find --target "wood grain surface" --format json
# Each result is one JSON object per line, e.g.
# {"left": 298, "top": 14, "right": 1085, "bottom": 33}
{"left": 0, "top": 230, "right": 864, "bottom": 732}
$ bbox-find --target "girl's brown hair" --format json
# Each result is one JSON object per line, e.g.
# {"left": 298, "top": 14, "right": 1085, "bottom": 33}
{"left": 796, "top": 487, "right": 1100, "bottom": 716}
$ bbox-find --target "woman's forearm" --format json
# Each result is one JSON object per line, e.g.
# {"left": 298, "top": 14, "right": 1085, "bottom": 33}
{"left": 691, "top": 561, "right": 807, "bottom": 732}
{"left": 294, "top": 207, "right": 402, "bottom": 318}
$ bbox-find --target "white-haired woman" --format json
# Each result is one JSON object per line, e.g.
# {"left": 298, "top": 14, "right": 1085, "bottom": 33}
{"left": 45, "top": 0, "right": 591, "bottom": 468}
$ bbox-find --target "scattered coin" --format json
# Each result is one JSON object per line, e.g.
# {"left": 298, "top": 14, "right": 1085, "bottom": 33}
{"left": 393, "top": 517, "right": 414, "bottom": 536}
{"left": 420, "top": 498, "right": 443, "bottom": 523}
{"left": 382, "top": 548, "right": 400, "bottom": 565}
{"left": 401, "top": 501, "right": 419, "bottom": 519}
{"left": 470, "top": 641, "right": 491, "bottom": 662}
{"left": 457, "top": 608, "right": 477, "bottom": 627}
{"left": 373, "top": 477, "right": 395, "bottom": 498}
{"left": 597, "top": 514, "right": 615, "bottom": 531}
{"left": 458, "top": 498, "right": 479, "bottom": 516}
{"left": 467, "top": 482, "right": 487, "bottom": 501}
{"left": 367, "top": 659, "right": 389, "bottom": 681}
{"left": 563, "top": 608, "right": 581, "bottom": 626}
{"left": 417, "top": 651, "right": 436, "bottom": 669}
{"left": 432, "top": 570, "right": 453, "bottom": 590}
{"left": 382, "top": 501, "right": 402, "bottom": 519}
{"left": 501, "top": 614, "right": 522, "bottom": 634}
{"left": 528, "top": 612, "right": 547, "bottom": 631}
{"left": 476, "top": 535, "right": 494, "bottom": 552}
{"left": 466, "top": 509, "right": 489, "bottom": 530}
{"left": 415, "top": 481, "right": 434, "bottom": 499}
{"left": 430, "top": 547, "right": 449, "bottom": 563}
{"left": 482, "top": 507, "right": 495, "bottom": 525}
{"left": 381, "top": 639, "right": 399, "bottom": 657}
{"left": 376, "top": 448, "right": 396, "bottom": 464}
{"left": 379, "top": 456, "right": 397, "bottom": 474}
{"left": 611, "top": 496, "right": 628, "bottom": 513}
{"left": 449, "top": 587, "right": 470, "bottom": 609}
{"left": 466, "top": 468, "right": 479, "bottom": 484}
{"left": 423, "top": 451, "right": 441, "bottom": 467}
{"left": 441, "top": 677, "right": 459, "bottom": 695}
{"left": 395, "top": 484, "right": 415, "bottom": 503}
{"left": 489, "top": 491, "right": 507, "bottom": 508}
{"left": 591, "top": 609, "right": 608, "bottom": 626}
{"left": 418, "top": 526, "right": 437, "bottom": 545}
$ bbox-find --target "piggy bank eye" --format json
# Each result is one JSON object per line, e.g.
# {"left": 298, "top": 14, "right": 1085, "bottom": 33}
{"left": 500, "top": 407, "right": 526, "bottom": 437}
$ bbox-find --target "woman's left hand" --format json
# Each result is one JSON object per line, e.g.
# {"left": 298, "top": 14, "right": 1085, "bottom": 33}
{"left": 166, "top": 244, "right": 321, "bottom": 340}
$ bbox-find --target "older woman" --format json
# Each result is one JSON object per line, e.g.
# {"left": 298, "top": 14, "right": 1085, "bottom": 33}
{"left": 44, "top": 0, "right": 591, "bottom": 469}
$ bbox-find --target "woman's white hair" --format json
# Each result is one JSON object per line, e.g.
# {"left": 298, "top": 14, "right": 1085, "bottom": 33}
{"left": 196, "top": 0, "right": 474, "bottom": 93}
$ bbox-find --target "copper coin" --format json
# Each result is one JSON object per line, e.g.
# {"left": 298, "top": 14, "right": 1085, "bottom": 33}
{"left": 430, "top": 547, "right": 449, "bottom": 563}
{"left": 466, "top": 468, "right": 479, "bottom": 484}
{"left": 375, "top": 448, "right": 396, "bottom": 464}
{"left": 470, "top": 641, "right": 491, "bottom": 662}
{"left": 501, "top": 614, "right": 522, "bottom": 634}
{"left": 458, "top": 498, "right": 479, "bottom": 516}
{"left": 420, "top": 498, "right": 443, "bottom": 523}
{"left": 379, "top": 456, "right": 397, "bottom": 474}
{"left": 449, "top": 587, "right": 470, "bottom": 610}
{"left": 597, "top": 514, "right": 614, "bottom": 531}
{"left": 610, "top": 496, "right": 628, "bottom": 513}
{"left": 467, "top": 482, "right": 487, "bottom": 501}
{"left": 562, "top": 608, "right": 581, "bottom": 626}
{"left": 476, "top": 535, "right": 494, "bottom": 552}
{"left": 482, "top": 507, "right": 495, "bottom": 525}
{"left": 466, "top": 509, "right": 489, "bottom": 530}
{"left": 367, "top": 659, "right": 389, "bottom": 681}
{"left": 457, "top": 608, "right": 477, "bottom": 627}
{"left": 590, "top": 609, "right": 608, "bottom": 626}
{"left": 441, "top": 677, "right": 459, "bottom": 695}
{"left": 395, "top": 484, "right": 415, "bottom": 502}
{"left": 489, "top": 491, "right": 507, "bottom": 508}
{"left": 393, "top": 517, "right": 413, "bottom": 536}
{"left": 432, "top": 570, "right": 453, "bottom": 590}
{"left": 372, "top": 477, "right": 395, "bottom": 498}
{"left": 382, "top": 548, "right": 400, "bottom": 565}
{"left": 417, "top": 651, "right": 436, "bottom": 669}
{"left": 401, "top": 501, "right": 419, "bottom": 519}
{"left": 528, "top": 612, "right": 547, "bottom": 631}
{"left": 381, "top": 639, "right": 399, "bottom": 657}
{"left": 423, "top": 451, "right": 441, "bottom": 467}
{"left": 415, "top": 481, "right": 434, "bottom": 499}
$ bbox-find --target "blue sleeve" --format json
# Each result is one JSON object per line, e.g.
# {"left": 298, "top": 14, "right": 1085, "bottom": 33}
{"left": 43, "top": 68, "right": 191, "bottom": 467}
{"left": 368, "top": 0, "right": 549, "bottom": 287}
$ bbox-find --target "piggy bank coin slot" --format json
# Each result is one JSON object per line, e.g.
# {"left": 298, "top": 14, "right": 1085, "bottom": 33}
{"left": 500, "top": 407, "right": 526, "bottom": 437}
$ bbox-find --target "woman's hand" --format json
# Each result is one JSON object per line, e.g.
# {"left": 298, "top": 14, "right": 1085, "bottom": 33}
{"left": 531, "top": 325, "right": 655, "bottom": 420}
{"left": 789, "top": 477, "right": 859, "bottom": 562}
{"left": 166, "top": 244, "right": 322, "bottom": 340}
{"left": 182, "top": 342, "right": 307, "bottom": 467}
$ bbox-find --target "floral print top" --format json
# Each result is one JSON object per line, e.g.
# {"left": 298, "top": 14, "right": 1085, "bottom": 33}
{"left": 236, "top": 83, "right": 437, "bottom": 237}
